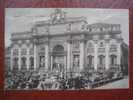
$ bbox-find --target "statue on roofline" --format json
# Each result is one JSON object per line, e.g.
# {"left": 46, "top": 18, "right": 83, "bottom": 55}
{"left": 50, "top": 9, "right": 66, "bottom": 24}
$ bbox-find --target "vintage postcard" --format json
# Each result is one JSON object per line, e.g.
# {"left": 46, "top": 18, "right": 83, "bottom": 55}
{"left": 5, "top": 8, "right": 129, "bottom": 90}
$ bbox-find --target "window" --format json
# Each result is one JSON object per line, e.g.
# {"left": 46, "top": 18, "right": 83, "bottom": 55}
{"left": 13, "top": 49, "right": 19, "bottom": 56}
{"left": 110, "top": 44, "right": 117, "bottom": 52}
{"left": 87, "top": 55, "right": 94, "bottom": 67}
{"left": 13, "top": 57, "right": 18, "bottom": 70}
{"left": 29, "top": 57, "right": 34, "bottom": 69}
{"left": 87, "top": 42, "right": 94, "bottom": 53}
{"left": 73, "top": 55, "right": 79, "bottom": 67}
{"left": 21, "top": 49, "right": 27, "bottom": 55}
{"left": 110, "top": 55, "right": 117, "bottom": 66}
{"left": 98, "top": 55, "right": 105, "bottom": 65}
{"left": 39, "top": 56, "right": 45, "bottom": 68}
{"left": 29, "top": 48, "right": 34, "bottom": 55}
{"left": 21, "top": 57, "right": 27, "bottom": 70}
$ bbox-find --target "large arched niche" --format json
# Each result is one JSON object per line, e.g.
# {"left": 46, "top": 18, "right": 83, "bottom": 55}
{"left": 53, "top": 44, "right": 64, "bottom": 53}
{"left": 52, "top": 44, "right": 66, "bottom": 72}
{"left": 50, "top": 41, "right": 66, "bottom": 52}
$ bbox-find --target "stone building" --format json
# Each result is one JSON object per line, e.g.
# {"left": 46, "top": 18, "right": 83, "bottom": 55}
{"left": 9, "top": 9, "right": 128, "bottom": 76}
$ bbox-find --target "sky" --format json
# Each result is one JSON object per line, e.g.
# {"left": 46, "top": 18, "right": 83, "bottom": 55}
{"left": 5, "top": 8, "right": 129, "bottom": 47}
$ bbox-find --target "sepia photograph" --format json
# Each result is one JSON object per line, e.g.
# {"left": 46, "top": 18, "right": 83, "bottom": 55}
{"left": 5, "top": 8, "right": 129, "bottom": 90}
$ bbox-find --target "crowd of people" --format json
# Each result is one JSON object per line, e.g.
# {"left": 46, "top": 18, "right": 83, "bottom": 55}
{"left": 5, "top": 68, "right": 124, "bottom": 90}
{"left": 5, "top": 70, "right": 89, "bottom": 90}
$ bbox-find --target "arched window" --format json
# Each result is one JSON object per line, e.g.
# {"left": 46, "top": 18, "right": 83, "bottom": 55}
{"left": 73, "top": 55, "right": 80, "bottom": 67}
{"left": 98, "top": 55, "right": 105, "bottom": 70}
{"left": 87, "top": 55, "right": 94, "bottom": 67}
{"left": 13, "top": 57, "right": 18, "bottom": 70}
{"left": 110, "top": 55, "right": 117, "bottom": 66}
{"left": 29, "top": 48, "right": 34, "bottom": 55}
{"left": 39, "top": 56, "right": 45, "bottom": 68}
{"left": 21, "top": 48, "right": 27, "bottom": 55}
{"left": 29, "top": 57, "right": 34, "bottom": 70}
{"left": 98, "top": 55, "right": 105, "bottom": 65}
{"left": 21, "top": 57, "right": 27, "bottom": 70}
{"left": 13, "top": 49, "right": 19, "bottom": 56}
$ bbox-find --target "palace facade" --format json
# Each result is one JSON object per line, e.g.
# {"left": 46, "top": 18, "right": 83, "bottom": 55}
{"left": 9, "top": 9, "right": 128, "bottom": 75}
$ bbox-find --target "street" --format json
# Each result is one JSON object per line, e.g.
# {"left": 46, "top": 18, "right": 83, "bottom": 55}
{"left": 95, "top": 76, "right": 129, "bottom": 89}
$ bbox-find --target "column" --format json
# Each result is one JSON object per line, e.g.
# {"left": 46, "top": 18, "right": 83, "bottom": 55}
{"left": 10, "top": 48, "right": 13, "bottom": 70}
{"left": 50, "top": 56, "right": 53, "bottom": 71}
{"left": 105, "top": 40, "right": 109, "bottom": 69}
{"left": 34, "top": 44, "right": 37, "bottom": 70}
{"left": 64, "top": 56, "right": 66, "bottom": 72}
{"left": 27, "top": 48, "right": 30, "bottom": 70}
{"left": 94, "top": 41, "right": 98, "bottom": 70}
{"left": 117, "top": 42, "right": 121, "bottom": 70}
{"left": 80, "top": 40, "right": 85, "bottom": 70}
{"left": 45, "top": 43, "right": 49, "bottom": 71}
{"left": 67, "top": 41, "right": 71, "bottom": 71}
{"left": 18, "top": 48, "right": 21, "bottom": 70}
